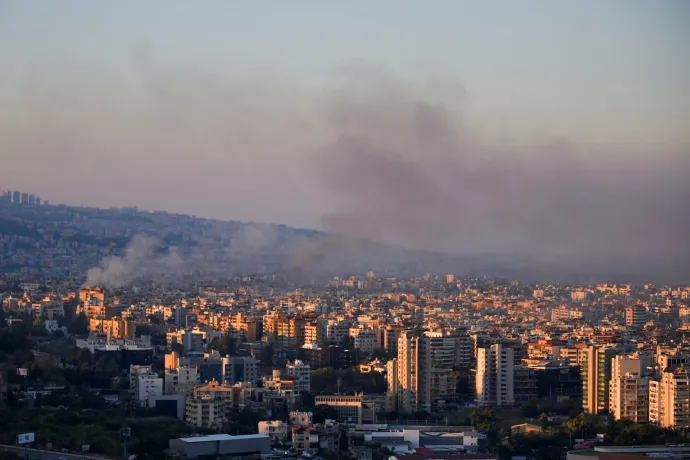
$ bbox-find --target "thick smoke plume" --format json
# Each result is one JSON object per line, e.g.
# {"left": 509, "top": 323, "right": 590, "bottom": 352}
{"left": 86, "top": 236, "right": 184, "bottom": 287}
{"left": 302, "top": 68, "right": 690, "bottom": 281}
{"left": 4, "top": 61, "right": 689, "bottom": 283}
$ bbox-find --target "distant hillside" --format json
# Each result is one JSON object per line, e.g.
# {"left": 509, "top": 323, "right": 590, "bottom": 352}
{"left": 0, "top": 201, "right": 477, "bottom": 285}
{"left": 1, "top": 202, "right": 686, "bottom": 285}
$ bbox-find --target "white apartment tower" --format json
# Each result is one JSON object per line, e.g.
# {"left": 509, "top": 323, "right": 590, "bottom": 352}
{"left": 649, "top": 366, "right": 690, "bottom": 429}
{"left": 396, "top": 331, "right": 426, "bottom": 413}
{"left": 476, "top": 343, "right": 515, "bottom": 407}
{"left": 609, "top": 355, "right": 649, "bottom": 423}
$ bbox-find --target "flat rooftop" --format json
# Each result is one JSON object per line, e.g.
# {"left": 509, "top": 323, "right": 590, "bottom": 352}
{"left": 177, "top": 434, "right": 270, "bottom": 443}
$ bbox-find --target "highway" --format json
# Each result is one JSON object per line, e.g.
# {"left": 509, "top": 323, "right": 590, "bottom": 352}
{"left": 0, "top": 444, "right": 116, "bottom": 460}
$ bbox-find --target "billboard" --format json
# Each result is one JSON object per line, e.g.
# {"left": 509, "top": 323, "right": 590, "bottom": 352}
{"left": 82, "top": 445, "right": 90, "bottom": 452}
{"left": 16, "top": 368, "right": 28, "bottom": 377}
{"left": 17, "top": 433, "right": 34, "bottom": 445}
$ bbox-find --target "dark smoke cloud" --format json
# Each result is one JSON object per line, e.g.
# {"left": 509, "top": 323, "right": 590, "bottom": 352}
{"left": 4, "top": 59, "right": 689, "bottom": 282}
{"left": 302, "top": 66, "right": 690, "bottom": 281}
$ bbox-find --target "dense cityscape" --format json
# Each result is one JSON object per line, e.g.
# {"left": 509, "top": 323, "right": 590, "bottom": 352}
{"left": 1, "top": 193, "right": 690, "bottom": 460}
{"left": 2, "top": 2, "right": 689, "bottom": 459}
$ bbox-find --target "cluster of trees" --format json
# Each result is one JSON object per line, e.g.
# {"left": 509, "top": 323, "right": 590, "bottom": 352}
{"left": 467, "top": 407, "right": 690, "bottom": 460}
{"left": 311, "top": 367, "right": 386, "bottom": 394}
{"left": 0, "top": 404, "right": 194, "bottom": 460}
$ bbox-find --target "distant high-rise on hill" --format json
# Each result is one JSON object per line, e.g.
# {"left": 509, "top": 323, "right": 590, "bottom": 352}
{"left": 1, "top": 189, "right": 43, "bottom": 205}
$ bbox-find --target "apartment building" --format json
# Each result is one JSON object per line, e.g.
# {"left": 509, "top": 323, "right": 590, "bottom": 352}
{"left": 258, "top": 420, "right": 288, "bottom": 442}
{"left": 285, "top": 360, "right": 311, "bottom": 392}
{"left": 165, "top": 365, "right": 200, "bottom": 395}
{"left": 583, "top": 346, "right": 619, "bottom": 414}
{"left": 476, "top": 343, "right": 515, "bottom": 407}
{"left": 292, "top": 427, "right": 320, "bottom": 455}
{"left": 396, "top": 330, "right": 425, "bottom": 413}
{"left": 649, "top": 366, "right": 690, "bottom": 429}
{"left": 129, "top": 365, "right": 154, "bottom": 391}
{"left": 353, "top": 330, "right": 377, "bottom": 354}
{"left": 304, "top": 322, "right": 324, "bottom": 345}
{"left": 609, "top": 355, "right": 649, "bottom": 423}
{"left": 222, "top": 356, "right": 258, "bottom": 385}
{"left": 626, "top": 304, "right": 648, "bottom": 328}
{"left": 185, "top": 381, "right": 236, "bottom": 429}
{"left": 136, "top": 372, "right": 164, "bottom": 406}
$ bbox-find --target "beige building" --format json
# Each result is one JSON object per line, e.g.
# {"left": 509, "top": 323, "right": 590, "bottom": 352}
{"left": 476, "top": 343, "right": 515, "bottom": 407}
{"left": 285, "top": 360, "right": 311, "bottom": 393}
{"left": 609, "top": 355, "right": 649, "bottom": 423}
{"left": 649, "top": 366, "right": 690, "bottom": 428}
{"left": 582, "top": 346, "right": 619, "bottom": 414}
{"left": 393, "top": 330, "right": 458, "bottom": 413}
{"left": 165, "top": 365, "right": 200, "bottom": 395}
{"left": 258, "top": 420, "right": 288, "bottom": 443}
{"left": 396, "top": 330, "right": 424, "bottom": 412}
{"left": 626, "top": 304, "right": 648, "bottom": 328}
{"left": 184, "top": 381, "right": 235, "bottom": 429}
{"left": 304, "top": 322, "right": 323, "bottom": 345}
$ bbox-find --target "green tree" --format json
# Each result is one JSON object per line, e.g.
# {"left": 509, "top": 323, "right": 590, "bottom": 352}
{"left": 313, "top": 404, "right": 339, "bottom": 423}
{"left": 521, "top": 401, "right": 539, "bottom": 419}
{"left": 566, "top": 413, "right": 585, "bottom": 447}
{"left": 170, "top": 341, "right": 184, "bottom": 355}
{"left": 68, "top": 313, "right": 89, "bottom": 335}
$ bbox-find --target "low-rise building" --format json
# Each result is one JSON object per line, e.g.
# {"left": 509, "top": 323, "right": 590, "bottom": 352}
{"left": 258, "top": 420, "right": 288, "bottom": 443}
{"left": 169, "top": 434, "right": 270, "bottom": 458}
{"left": 315, "top": 393, "right": 363, "bottom": 424}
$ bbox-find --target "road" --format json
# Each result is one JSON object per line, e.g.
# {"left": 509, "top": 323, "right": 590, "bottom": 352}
{"left": 0, "top": 444, "right": 116, "bottom": 460}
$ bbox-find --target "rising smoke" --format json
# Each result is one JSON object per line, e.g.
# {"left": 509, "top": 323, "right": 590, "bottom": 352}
{"left": 4, "top": 60, "right": 690, "bottom": 284}
{"left": 86, "top": 235, "right": 184, "bottom": 287}
{"left": 303, "top": 66, "right": 690, "bottom": 281}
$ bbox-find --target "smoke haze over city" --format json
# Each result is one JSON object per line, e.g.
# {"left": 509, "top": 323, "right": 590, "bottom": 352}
{"left": 1, "top": 1, "right": 689, "bottom": 280}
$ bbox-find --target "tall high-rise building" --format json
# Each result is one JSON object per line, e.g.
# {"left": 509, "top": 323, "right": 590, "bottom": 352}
{"left": 626, "top": 304, "right": 648, "bottom": 328}
{"left": 476, "top": 343, "right": 515, "bottom": 407}
{"left": 392, "top": 330, "right": 457, "bottom": 413}
{"left": 649, "top": 366, "right": 690, "bottom": 428}
{"left": 609, "top": 355, "right": 649, "bottom": 422}
{"left": 396, "top": 330, "right": 425, "bottom": 413}
{"left": 384, "top": 324, "right": 405, "bottom": 356}
{"left": 422, "top": 329, "right": 473, "bottom": 369}
{"left": 12, "top": 191, "right": 20, "bottom": 204}
{"left": 20, "top": 192, "right": 28, "bottom": 204}
{"left": 583, "top": 346, "right": 619, "bottom": 414}
{"left": 386, "top": 359, "right": 398, "bottom": 394}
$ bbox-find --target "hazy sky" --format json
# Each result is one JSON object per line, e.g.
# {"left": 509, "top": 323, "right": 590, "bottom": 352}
{"left": 1, "top": 1, "right": 689, "bottom": 261}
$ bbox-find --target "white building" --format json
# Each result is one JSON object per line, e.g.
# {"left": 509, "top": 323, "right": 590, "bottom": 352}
{"left": 285, "top": 360, "right": 311, "bottom": 392}
{"left": 129, "top": 365, "right": 154, "bottom": 392}
{"left": 258, "top": 420, "right": 288, "bottom": 443}
{"left": 136, "top": 373, "right": 164, "bottom": 406}
{"left": 609, "top": 355, "right": 649, "bottom": 423}
{"left": 289, "top": 411, "right": 313, "bottom": 426}
{"left": 650, "top": 366, "right": 690, "bottom": 428}
{"left": 476, "top": 343, "right": 515, "bottom": 407}
{"left": 165, "top": 365, "right": 200, "bottom": 395}
{"left": 353, "top": 330, "right": 378, "bottom": 355}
